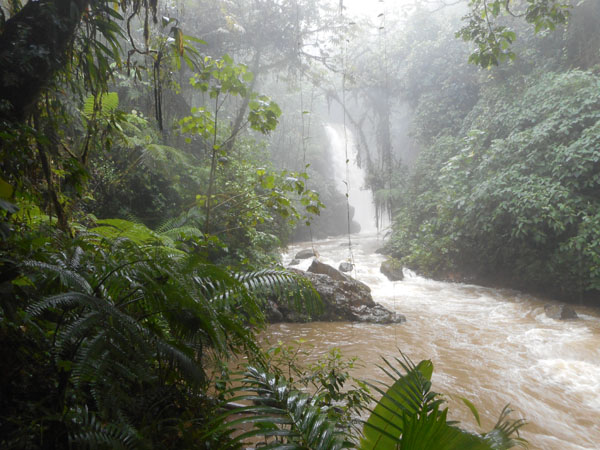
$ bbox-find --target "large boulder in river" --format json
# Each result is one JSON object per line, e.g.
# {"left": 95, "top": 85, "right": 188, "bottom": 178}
{"left": 308, "top": 259, "right": 349, "bottom": 282}
{"left": 544, "top": 304, "right": 578, "bottom": 320}
{"left": 267, "top": 265, "right": 406, "bottom": 324}
{"left": 295, "top": 248, "right": 318, "bottom": 259}
{"left": 380, "top": 258, "right": 404, "bottom": 281}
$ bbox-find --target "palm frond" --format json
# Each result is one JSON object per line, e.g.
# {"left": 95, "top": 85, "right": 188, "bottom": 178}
{"left": 483, "top": 405, "right": 528, "bottom": 449}
{"left": 360, "top": 353, "right": 528, "bottom": 450}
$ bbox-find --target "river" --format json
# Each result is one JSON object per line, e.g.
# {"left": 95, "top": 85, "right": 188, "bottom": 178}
{"left": 264, "top": 232, "right": 600, "bottom": 449}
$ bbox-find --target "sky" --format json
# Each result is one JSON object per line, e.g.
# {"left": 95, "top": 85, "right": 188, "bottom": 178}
{"left": 342, "top": 0, "right": 386, "bottom": 17}
{"left": 341, "top": 0, "right": 416, "bottom": 18}
{"left": 340, "top": 0, "right": 458, "bottom": 19}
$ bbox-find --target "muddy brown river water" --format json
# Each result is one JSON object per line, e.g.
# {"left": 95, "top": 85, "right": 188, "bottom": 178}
{"left": 264, "top": 233, "right": 600, "bottom": 449}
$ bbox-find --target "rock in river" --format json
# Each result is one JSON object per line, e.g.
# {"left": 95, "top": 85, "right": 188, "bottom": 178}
{"left": 308, "top": 258, "right": 349, "bottom": 282}
{"left": 544, "top": 304, "right": 578, "bottom": 320}
{"left": 380, "top": 258, "right": 404, "bottom": 281}
{"left": 267, "top": 262, "right": 406, "bottom": 325}
{"left": 338, "top": 261, "right": 353, "bottom": 272}
{"left": 295, "top": 248, "right": 318, "bottom": 259}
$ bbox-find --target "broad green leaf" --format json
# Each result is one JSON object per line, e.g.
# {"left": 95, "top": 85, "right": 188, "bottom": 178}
{"left": 0, "top": 177, "right": 14, "bottom": 199}
{"left": 461, "top": 397, "right": 482, "bottom": 427}
{"left": 360, "top": 359, "right": 434, "bottom": 450}
{"left": 399, "top": 408, "right": 492, "bottom": 450}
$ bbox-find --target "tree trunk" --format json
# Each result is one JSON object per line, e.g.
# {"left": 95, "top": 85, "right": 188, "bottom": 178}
{"left": 224, "top": 50, "right": 261, "bottom": 152}
{"left": 204, "top": 93, "right": 220, "bottom": 234}
{"left": 0, "top": 0, "right": 89, "bottom": 121}
{"left": 33, "top": 113, "right": 70, "bottom": 232}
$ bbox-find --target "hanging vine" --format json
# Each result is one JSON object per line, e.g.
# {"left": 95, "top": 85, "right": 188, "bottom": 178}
{"left": 340, "top": 7, "right": 356, "bottom": 271}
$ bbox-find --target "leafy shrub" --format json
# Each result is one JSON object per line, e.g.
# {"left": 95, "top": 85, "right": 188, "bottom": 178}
{"left": 391, "top": 70, "right": 600, "bottom": 300}
{"left": 208, "top": 352, "right": 526, "bottom": 449}
{"left": 0, "top": 219, "right": 319, "bottom": 448}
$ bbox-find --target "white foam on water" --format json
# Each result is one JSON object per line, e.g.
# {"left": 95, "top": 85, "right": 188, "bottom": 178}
{"left": 534, "top": 358, "right": 600, "bottom": 409}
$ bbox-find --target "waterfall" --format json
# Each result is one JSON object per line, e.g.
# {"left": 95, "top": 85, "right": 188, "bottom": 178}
{"left": 325, "top": 124, "right": 378, "bottom": 234}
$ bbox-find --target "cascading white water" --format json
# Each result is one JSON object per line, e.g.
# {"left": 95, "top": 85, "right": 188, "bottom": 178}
{"left": 325, "top": 124, "right": 379, "bottom": 233}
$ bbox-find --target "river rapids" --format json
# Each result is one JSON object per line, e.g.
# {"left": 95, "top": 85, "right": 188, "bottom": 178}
{"left": 266, "top": 233, "right": 600, "bottom": 449}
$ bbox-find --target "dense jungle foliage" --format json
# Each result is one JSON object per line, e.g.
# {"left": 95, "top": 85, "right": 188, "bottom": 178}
{"left": 0, "top": 0, "right": 580, "bottom": 447}
{"left": 379, "top": 0, "right": 600, "bottom": 303}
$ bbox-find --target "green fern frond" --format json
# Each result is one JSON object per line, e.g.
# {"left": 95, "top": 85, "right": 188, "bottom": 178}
{"left": 233, "top": 268, "right": 321, "bottom": 317}
{"left": 154, "top": 216, "right": 182, "bottom": 234}
{"left": 159, "top": 225, "right": 205, "bottom": 241}
{"left": 70, "top": 246, "right": 85, "bottom": 271}
{"left": 70, "top": 408, "right": 141, "bottom": 450}
{"left": 91, "top": 218, "right": 161, "bottom": 244}
{"left": 22, "top": 260, "right": 93, "bottom": 294}
{"left": 82, "top": 92, "right": 119, "bottom": 120}
{"left": 142, "top": 143, "right": 191, "bottom": 167}
{"left": 18, "top": 221, "right": 332, "bottom": 449}
{"left": 56, "top": 311, "right": 104, "bottom": 354}
{"left": 154, "top": 339, "right": 206, "bottom": 385}
{"left": 155, "top": 208, "right": 204, "bottom": 235}
{"left": 206, "top": 366, "right": 350, "bottom": 450}
{"left": 121, "top": 212, "right": 144, "bottom": 225}
{"left": 26, "top": 292, "right": 101, "bottom": 316}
